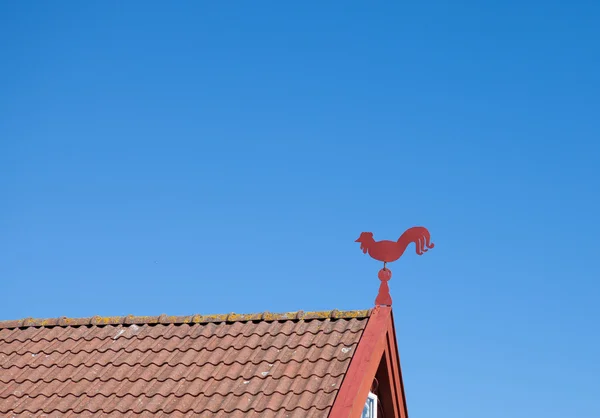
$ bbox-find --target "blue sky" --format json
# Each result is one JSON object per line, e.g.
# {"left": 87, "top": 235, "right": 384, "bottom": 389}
{"left": 1, "top": 2, "right": 599, "bottom": 417}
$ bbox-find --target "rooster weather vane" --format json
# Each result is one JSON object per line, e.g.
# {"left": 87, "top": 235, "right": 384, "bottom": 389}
{"left": 356, "top": 227, "right": 434, "bottom": 306}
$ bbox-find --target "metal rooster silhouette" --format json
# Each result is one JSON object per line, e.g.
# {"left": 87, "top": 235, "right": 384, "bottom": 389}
{"left": 356, "top": 226, "right": 434, "bottom": 306}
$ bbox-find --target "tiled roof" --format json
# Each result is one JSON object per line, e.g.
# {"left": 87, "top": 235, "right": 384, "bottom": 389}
{"left": 0, "top": 309, "right": 371, "bottom": 417}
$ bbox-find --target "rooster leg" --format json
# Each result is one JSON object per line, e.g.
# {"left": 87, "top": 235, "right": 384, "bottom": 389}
{"left": 383, "top": 261, "right": 387, "bottom": 271}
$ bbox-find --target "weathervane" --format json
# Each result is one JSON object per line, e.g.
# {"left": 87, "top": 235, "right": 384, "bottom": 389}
{"left": 355, "top": 226, "right": 434, "bottom": 306}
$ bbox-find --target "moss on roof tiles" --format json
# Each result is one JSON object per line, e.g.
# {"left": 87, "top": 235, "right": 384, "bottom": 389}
{"left": 0, "top": 309, "right": 371, "bottom": 329}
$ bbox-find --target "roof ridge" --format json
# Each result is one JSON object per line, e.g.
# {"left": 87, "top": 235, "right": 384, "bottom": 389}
{"left": 0, "top": 309, "right": 372, "bottom": 329}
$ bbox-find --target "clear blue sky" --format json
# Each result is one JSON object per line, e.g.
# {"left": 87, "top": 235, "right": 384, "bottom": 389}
{"left": 1, "top": 2, "right": 599, "bottom": 417}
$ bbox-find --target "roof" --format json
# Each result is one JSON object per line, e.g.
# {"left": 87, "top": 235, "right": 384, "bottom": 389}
{"left": 0, "top": 309, "right": 372, "bottom": 417}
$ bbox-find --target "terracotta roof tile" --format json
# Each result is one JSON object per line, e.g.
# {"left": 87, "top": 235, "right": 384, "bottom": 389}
{"left": 0, "top": 310, "right": 370, "bottom": 417}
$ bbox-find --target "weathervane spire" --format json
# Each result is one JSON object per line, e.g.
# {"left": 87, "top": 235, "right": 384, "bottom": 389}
{"left": 355, "top": 226, "right": 434, "bottom": 306}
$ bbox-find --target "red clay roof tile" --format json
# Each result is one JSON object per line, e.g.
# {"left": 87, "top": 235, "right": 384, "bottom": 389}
{"left": 0, "top": 310, "right": 370, "bottom": 417}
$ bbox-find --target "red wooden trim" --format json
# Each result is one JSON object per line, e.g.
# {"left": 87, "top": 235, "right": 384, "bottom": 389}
{"left": 329, "top": 306, "right": 391, "bottom": 418}
{"left": 383, "top": 341, "right": 401, "bottom": 417}
{"left": 387, "top": 311, "right": 409, "bottom": 418}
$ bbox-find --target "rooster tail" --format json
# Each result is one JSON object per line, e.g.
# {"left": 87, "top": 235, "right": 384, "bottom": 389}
{"left": 398, "top": 226, "right": 435, "bottom": 256}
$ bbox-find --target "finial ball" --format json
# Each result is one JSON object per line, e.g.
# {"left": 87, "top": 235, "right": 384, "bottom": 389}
{"left": 378, "top": 268, "right": 392, "bottom": 282}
